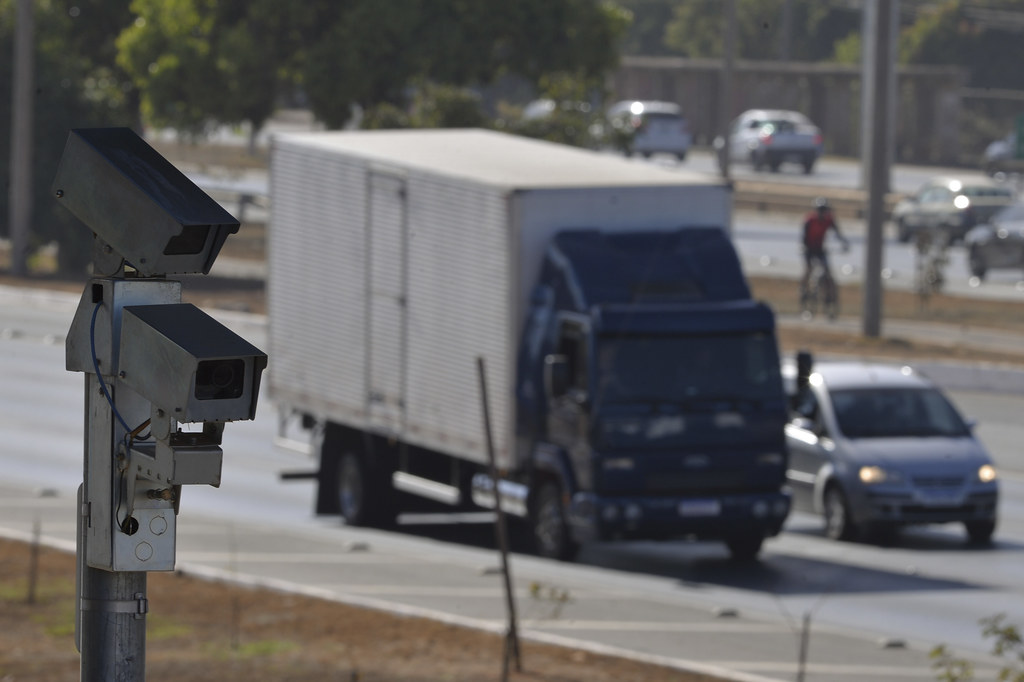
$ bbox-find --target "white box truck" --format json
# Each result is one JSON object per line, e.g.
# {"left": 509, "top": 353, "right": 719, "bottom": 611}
{"left": 269, "top": 129, "right": 790, "bottom": 560}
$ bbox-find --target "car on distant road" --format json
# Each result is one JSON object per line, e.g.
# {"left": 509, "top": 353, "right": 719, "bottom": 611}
{"left": 720, "top": 109, "right": 823, "bottom": 174}
{"left": 981, "top": 132, "right": 1024, "bottom": 176}
{"left": 783, "top": 355, "right": 999, "bottom": 545}
{"left": 606, "top": 100, "right": 692, "bottom": 160}
{"left": 965, "top": 202, "right": 1024, "bottom": 280}
{"left": 890, "top": 176, "right": 1015, "bottom": 244}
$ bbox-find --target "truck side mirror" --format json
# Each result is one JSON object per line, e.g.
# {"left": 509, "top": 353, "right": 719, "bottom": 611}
{"left": 544, "top": 354, "right": 570, "bottom": 399}
{"left": 796, "top": 349, "right": 813, "bottom": 391}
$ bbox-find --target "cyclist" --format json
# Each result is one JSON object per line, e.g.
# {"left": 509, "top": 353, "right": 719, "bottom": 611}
{"left": 800, "top": 197, "right": 849, "bottom": 303}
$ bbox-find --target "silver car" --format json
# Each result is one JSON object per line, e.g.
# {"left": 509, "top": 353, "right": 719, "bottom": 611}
{"left": 722, "top": 109, "right": 823, "bottom": 174}
{"left": 606, "top": 100, "right": 692, "bottom": 160}
{"left": 783, "top": 357, "right": 998, "bottom": 544}
{"left": 891, "top": 176, "right": 1015, "bottom": 244}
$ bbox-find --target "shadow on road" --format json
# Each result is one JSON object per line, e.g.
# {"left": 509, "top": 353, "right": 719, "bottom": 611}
{"left": 385, "top": 512, "right": 995, "bottom": 597}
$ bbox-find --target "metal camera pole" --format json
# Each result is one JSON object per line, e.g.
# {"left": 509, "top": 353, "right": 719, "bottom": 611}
{"left": 55, "top": 127, "right": 267, "bottom": 682}
{"left": 77, "top": 345, "right": 149, "bottom": 681}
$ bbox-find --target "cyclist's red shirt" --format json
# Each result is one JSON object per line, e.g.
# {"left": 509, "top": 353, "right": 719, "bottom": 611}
{"left": 803, "top": 211, "right": 835, "bottom": 252}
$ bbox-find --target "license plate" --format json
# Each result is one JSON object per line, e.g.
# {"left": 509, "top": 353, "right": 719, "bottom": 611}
{"left": 678, "top": 499, "right": 721, "bottom": 517}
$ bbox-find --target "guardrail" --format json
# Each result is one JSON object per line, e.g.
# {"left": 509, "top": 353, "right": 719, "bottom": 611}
{"left": 733, "top": 179, "right": 903, "bottom": 220}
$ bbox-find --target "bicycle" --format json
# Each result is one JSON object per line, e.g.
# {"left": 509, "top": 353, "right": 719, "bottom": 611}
{"left": 799, "top": 252, "right": 839, "bottom": 321}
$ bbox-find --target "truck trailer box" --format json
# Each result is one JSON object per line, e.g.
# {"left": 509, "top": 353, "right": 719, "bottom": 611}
{"left": 268, "top": 129, "right": 732, "bottom": 472}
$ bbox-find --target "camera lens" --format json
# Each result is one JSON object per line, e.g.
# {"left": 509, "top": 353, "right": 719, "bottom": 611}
{"left": 195, "top": 359, "right": 245, "bottom": 400}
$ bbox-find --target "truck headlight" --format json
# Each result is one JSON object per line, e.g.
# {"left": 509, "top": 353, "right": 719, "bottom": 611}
{"left": 978, "top": 464, "right": 998, "bottom": 483}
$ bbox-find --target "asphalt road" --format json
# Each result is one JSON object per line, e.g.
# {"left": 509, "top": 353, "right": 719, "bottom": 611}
{"left": 3, "top": 284, "right": 1024, "bottom": 682}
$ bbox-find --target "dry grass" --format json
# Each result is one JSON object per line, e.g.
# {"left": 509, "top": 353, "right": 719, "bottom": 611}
{"left": 0, "top": 539, "right": 725, "bottom": 682}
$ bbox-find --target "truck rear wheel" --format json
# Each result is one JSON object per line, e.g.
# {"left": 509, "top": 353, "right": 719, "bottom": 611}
{"left": 532, "top": 482, "right": 579, "bottom": 562}
{"left": 337, "top": 451, "right": 395, "bottom": 528}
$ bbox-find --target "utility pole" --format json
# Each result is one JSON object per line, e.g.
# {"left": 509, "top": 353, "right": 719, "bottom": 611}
{"left": 861, "top": 0, "right": 895, "bottom": 338}
{"left": 8, "top": 0, "right": 34, "bottom": 277}
{"left": 718, "top": 0, "right": 737, "bottom": 180}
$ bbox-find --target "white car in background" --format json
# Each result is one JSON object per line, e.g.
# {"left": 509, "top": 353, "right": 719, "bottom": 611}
{"left": 722, "top": 108, "right": 823, "bottom": 174}
{"left": 783, "top": 355, "right": 999, "bottom": 545}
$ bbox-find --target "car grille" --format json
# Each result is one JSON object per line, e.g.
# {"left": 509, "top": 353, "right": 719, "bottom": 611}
{"left": 912, "top": 476, "right": 965, "bottom": 488}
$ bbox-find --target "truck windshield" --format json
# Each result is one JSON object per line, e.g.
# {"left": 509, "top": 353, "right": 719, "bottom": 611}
{"left": 830, "top": 387, "right": 971, "bottom": 439}
{"left": 594, "top": 333, "right": 783, "bottom": 409}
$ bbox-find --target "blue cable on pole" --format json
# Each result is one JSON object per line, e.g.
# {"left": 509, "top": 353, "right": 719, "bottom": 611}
{"left": 89, "top": 302, "right": 132, "bottom": 434}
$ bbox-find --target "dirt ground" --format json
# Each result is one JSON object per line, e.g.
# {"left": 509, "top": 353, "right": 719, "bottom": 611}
{"left": 0, "top": 538, "right": 729, "bottom": 682}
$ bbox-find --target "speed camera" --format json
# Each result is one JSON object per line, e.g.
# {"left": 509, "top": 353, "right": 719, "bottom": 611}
{"left": 118, "top": 303, "right": 267, "bottom": 423}
{"left": 51, "top": 127, "right": 240, "bottom": 277}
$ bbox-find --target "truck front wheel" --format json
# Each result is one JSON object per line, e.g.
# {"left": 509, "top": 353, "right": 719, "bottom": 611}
{"left": 532, "top": 482, "right": 580, "bottom": 562}
{"left": 725, "top": 533, "right": 764, "bottom": 562}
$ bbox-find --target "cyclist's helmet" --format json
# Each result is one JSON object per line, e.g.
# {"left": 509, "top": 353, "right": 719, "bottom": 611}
{"left": 814, "top": 197, "right": 830, "bottom": 212}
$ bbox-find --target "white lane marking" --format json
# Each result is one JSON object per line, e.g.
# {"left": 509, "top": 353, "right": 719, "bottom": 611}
{"left": 175, "top": 551, "right": 419, "bottom": 564}
{"left": 524, "top": 620, "right": 785, "bottom": 633}
{"left": 716, "top": 661, "right": 1001, "bottom": 678}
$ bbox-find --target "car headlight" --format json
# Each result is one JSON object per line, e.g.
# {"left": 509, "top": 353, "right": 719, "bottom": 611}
{"left": 858, "top": 465, "right": 902, "bottom": 485}
{"left": 978, "top": 464, "right": 998, "bottom": 483}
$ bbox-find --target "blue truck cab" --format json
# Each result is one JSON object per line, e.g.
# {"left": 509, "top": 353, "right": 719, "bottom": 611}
{"left": 516, "top": 228, "right": 790, "bottom": 560}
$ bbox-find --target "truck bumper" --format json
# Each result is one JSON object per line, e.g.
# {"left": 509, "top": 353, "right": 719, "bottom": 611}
{"left": 567, "top": 491, "right": 791, "bottom": 544}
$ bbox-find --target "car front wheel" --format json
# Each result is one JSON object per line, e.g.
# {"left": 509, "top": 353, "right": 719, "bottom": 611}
{"left": 897, "top": 219, "right": 912, "bottom": 243}
{"left": 965, "top": 520, "right": 996, "bottom": 545}
{"left": 969, "top": 246, "right": 988, "bottom": 279}
{"left": 824, "top": 485, "right": 857, "bottom": 541}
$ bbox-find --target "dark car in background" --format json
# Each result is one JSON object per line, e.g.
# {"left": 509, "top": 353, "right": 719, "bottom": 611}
{"left": 891, "top": 176, "right": 1015, "bottom": 244}
{"left": 965, "top": 202, "right": 1024, "bottom": 280}
{"left": 981, "top": 132, "right": 1024, "bottom": 176}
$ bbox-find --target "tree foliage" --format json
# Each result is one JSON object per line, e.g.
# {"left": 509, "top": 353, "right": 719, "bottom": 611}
{"left": 116, "top": 0, "right": 629, "bottom": 131}
{"left": 661, "top": 0, "right": 859, "bottom": 61}
{"left": 1, "top": 0, "right": 138, "bottom": 275}
{"left": 900, "top": 0, "right": 1024, "bottom": 91}
{"left": 116, "top": 0, "right": 289, "bottom": 138}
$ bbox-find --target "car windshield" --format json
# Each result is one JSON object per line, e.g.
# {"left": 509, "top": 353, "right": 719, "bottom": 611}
{"left": 830, "top": 387, "right": 970, "bottom": 439}
{"left": 594, "top": 332, "right": 783, "bottom": 408}
{"left": 962, "top": 186, "right": 1013, "bottom": 199}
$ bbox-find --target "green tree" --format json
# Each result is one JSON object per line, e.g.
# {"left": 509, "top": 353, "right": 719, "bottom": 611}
{"left": 116, "top": 0, "right": 227, "bottom": 137}
{"left": 117, "top": 0, "right": 629, "bottom": 132}
{"left": 662, "top": 0, "right": 858, "bottom": 61}
{"left": 1, "top": 0, "right": 138, "bottom": 276}
{"left": 901, "top": 1, "right": 1024, "bottom": 91}
{"left": 614, "top": 0, "right": 678, "bottom": 56}
{"left": 117, "top": 0, "right": 292, "bottom": 144}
